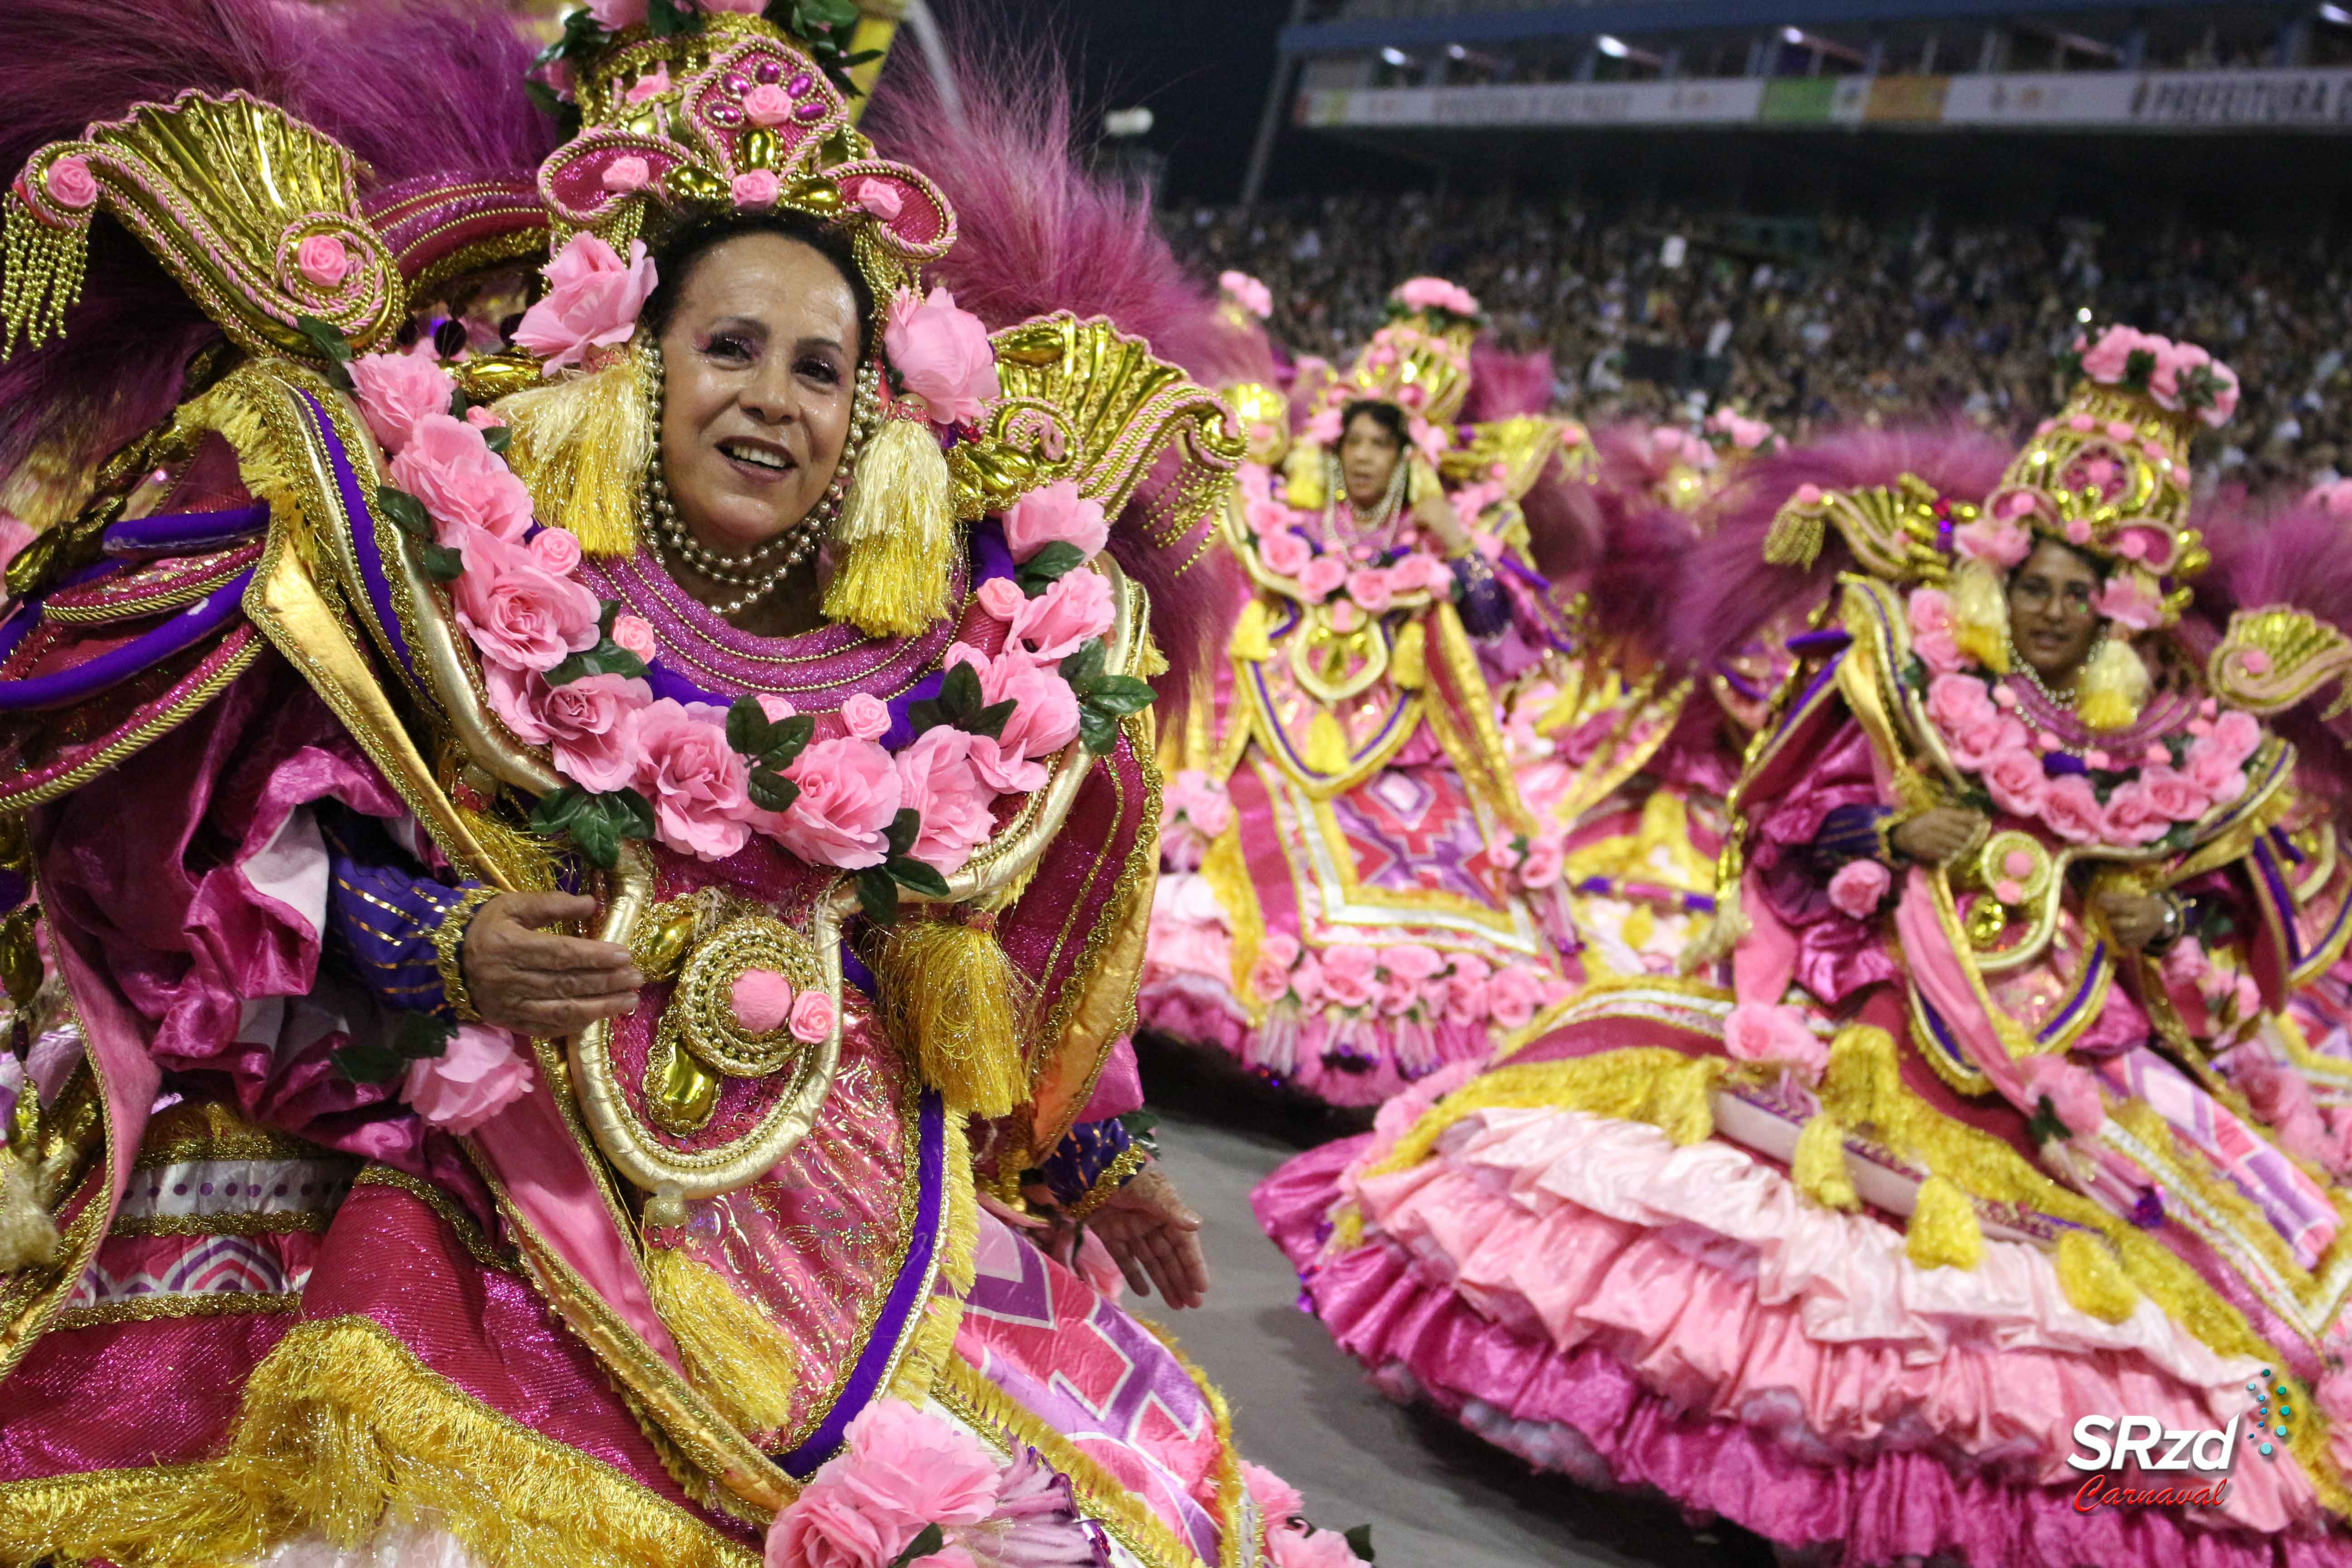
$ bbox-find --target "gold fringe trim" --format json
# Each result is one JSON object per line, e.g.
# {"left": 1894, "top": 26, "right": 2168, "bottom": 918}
{"left": 1361, "top": 1048, "right": 1726, "bottom": 1186}
{"left": 2078, "top": 637, "right": 2151, "bottom": 733}
{"left": 1792, "top": 1112, "right": 1859, "bottom": 1212}
{"left": 1, "top": 193, "right": 88, "bottom": 358}
{"left": 0, "top": 1315, "right": 758, "bottom": 1568}
{"left": 643, "top": 1245, "right": 802, "bottom": 1440}
{"left": 496, "top": 347, "right": 653, "bottom": 557}
{"left": 824, "top": 416, "right": 954, "bottom": 637}
{"left": 2056, "top": 1229, "right": 2139, "bottom": 1324}
{"left": 874, "top": 918, "right": 1032, "bottom": 1119}
{"left": 1905, "top": 1173, "right": 1985, "bottom": 1270}
{"left": 1949, "top": 557, "right": 2010, "bottom": 673}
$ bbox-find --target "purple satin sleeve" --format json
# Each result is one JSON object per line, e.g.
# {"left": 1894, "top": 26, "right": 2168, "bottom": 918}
{"left": 1451, "top": 556, "right": 1510, "bottom": 639}
{"left": 1037, "top": 1117, "right": 1136, "bottom": 1207}
{"left": 318, "top": 806, "right": 475, "bottom": 1019}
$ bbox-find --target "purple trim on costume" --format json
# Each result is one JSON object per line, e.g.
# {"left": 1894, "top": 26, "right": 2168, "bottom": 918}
{"left": 1784, "top": 628, "right": 1852, "bottom": 656}
{"left": 2272, "top": 826, "right": 2306, "bottom": 867}
{"left": 0, "top": 600, "right": 45, "bottom": 666}
{"left": 1791, "top": 649, "right": 1845, "bottom": 714}
{"left": 1249, "top": 653, "right": 1408, "bottom": 779}
{"left": 1714, "top": 663, "right": 1766, "bottom": 702}
{"left": 841, "top": 945, "right": 876, "bottom": 998}
{"left": 103, "top": 504, "right": 269, "bottom": 558}
{"left": 1496, "top": 555, "right": 1549, "bottom": 594}
{"left": 0, "top": 868, "right": 28, "bottom": 914}
{"left": 2037, "top": 944, "right": 2106, "bottom": 1043}
{"left": 297, "top": 391, "right": 417, "bottom": 684}
{"left": 775, "top": 1089, "right": 945, "bottom": 1478}
{"left": 0, "top": 568, "right": 253, "bottom": 711}
{"left": 2041, "top": 752, "right": 2088, "bottom": 777}
{"left": 1571, "top": 874, "right": 1715, "bottom": 914}
{"left": 2253, "top": 840, "right": 2302, "bottom": 965}
{"left": 1916, "top": 993, "right": 1975, "bottom": 1076}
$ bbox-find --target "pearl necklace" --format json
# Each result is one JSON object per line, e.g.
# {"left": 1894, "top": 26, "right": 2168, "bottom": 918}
{"left": 1325, "top": 449, "right": 1408, "bottom": 546}
{"left": 642, "top": 353, "right": 880, "bottom": 617}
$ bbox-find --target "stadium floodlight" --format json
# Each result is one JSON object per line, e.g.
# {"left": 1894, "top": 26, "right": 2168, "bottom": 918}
{"left": 1782, "top": 26, "right": 1805, "bottom": 43}
{"left": 1381, "top": 46, "right": 1409, "bottom": 66}
{"left": 2323, "top": 3, "right": 2352, "bottom": 26}
{"left": 1597, "top": 34, "right": 1630, "bottom": 57}
{"left": 1103, "top": 107, "right": 1154, "bottom": 138}
{"left": 2077, "top": 307, "right": 2094, "bottom": 323}
{"left": 1447, "top": 43, "right": 1467, "bottom": 59}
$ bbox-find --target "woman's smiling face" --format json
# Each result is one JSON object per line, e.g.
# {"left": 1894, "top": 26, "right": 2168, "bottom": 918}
{"left": 656, "top": 230, "right": 861, "bottom": 554}
{"left": 2006, "top": 536, "right": 2103, "bottom": 686}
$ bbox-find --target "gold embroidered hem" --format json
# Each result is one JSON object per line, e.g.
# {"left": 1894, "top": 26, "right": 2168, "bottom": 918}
{"left": 0, "top": 1314, "right": 759, "bottom": 1568}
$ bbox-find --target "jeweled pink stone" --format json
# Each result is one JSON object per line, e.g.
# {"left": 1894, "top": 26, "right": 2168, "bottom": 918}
{"left": 731, "top": 969, "right": 795, "bottom": 1034}
{"left": 708, "top": 102, "right": 743, "bottom": 126}
{"left": 757, "top": 60, "right": 783, "bottom": 84}
{"left": 722, "top": 71, "right": 751, "bottom": 95}
{"left": 789, "top": 73, "right": 812, "bottom": 95}
{"left": 794, "top": 99, "right": 825, "bottom": 120}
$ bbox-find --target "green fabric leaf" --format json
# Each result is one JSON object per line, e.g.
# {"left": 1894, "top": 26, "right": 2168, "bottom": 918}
{"left": 376, "top": 485, "right": 434, "bottom": 540}
{"left": 883, "top": 807, "right": 921, "bottom": 859}
{"left": 887, "top": 856, "right": 951, "bottom": 898}
{"left": 1058, "top": 638, "right": 1107, "bottom": 691}
{"left": 1082, "top": 675, "right": 1156, "bottom": 718}
{"left": 419, "top": 544, "right": 466, "bottom": 583}
{"left": 856, "top": 866, "right": 899, "bottom": 926}
{"left": 1343, "top": 1524, "right": 1377, "bottom": 1563}
{"left": 748, "top": 768, "right": 800, "bottom": 815}
{"left": 1015, "top": 540, "right": 1086, "bottom": 596}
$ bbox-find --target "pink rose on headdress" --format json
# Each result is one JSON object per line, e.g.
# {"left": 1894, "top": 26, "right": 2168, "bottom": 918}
{"left": 884, "top": 286, "right": 1000, "bottom": 427}
{"left": 1002, "top": 480, "right": 1108, "bottom": 565}
{"left": 2101, "top": 780, "right": 2171, "bottom": 847}
{"left": 296, "top": 235, "right": 349, "bottom": 289}
{"left": 392, "top": 414, "right": 536, "bottom": 542}
{"left": 1219, "top": 270, "right": 1274, "bottom": 320}
{"left": 2039, "top": 774, "right": 2107, "bottom": 846}
{"left": 840, "top": 691, "right": 891, "bottom": 742}
{"left": 743, "top": 83, "right": 795, "bottom": 127}
{"left": 1346, "top": 567, "right": 1394, "bottom": 614}
{"left": 350, "top": 352, "right": 457, "bottom": 457}
{"left": 771, "top": 736, "right": 902, "bottom": 869}
{"left": 403, "top": 1024, "right": 534, "bottom": 1136}
{"left": 513, "top": 233, "right": 657, "bottom": 374}
{"left": 585, "top": 0, "right": 647, "bottom": 25}
{"left": 894, "top": 726, "right": 994, "bottom": 875}
{"left": 1827, "top": 858, "right": 1891, "bottom": 920}
{"left": 612, "top": 614, "right": 657, "bottom": 661}
{"left": 623, "top": 63, "right": 671, "bottom": 105}
{"left": 844, "top": 178, "right": 904, "bottom": 220}
{"left": 632, "top": 699, "right": 753, "bottom": 861}
{"left": 2092, "top": 572, "right": 2164, "bottom": 632}
{"left": 1983, "top": 746, "right": 2051, "bottom": 819}
{"left": 788, "top": 988, "right": 836, "bottom": 1045}
{"left": 1297, "top": 555, "right": 1348, "bottom": 601}
{"left": 1303, "top": 407, "right": 1342, "bottom": 446}
{"left": 2078, "top": 325, "right": 2153, "bottom": 385}
{"left": 1955, "top": 517, "right": 2032, "bottom": 569}
{"left": 1004, "top": 568, "right": 1114, "bottom": 662}
{"left": 2020, "top": 1054, "right": 2103, "bottom": 1137}
{"left": 602, "top": 156, "right": 652, "bottom": 195}
{"left": 731, "top": 170, "right": 781, "bottom": 210}
{"left": 1394, "top": 277, "right": 1479, "bottom": 317}
{"left": 537, "top": 672, "right": 652, "bottom": 794}
{"left": 1721, "top": 1001, "right": 1827, "bottom": 1079}
{"left": 43, "top": 157, "right": 97, "bottom": 211}
{"left": 451, "top": 528, "right": 602, "bottom": 672}
{"left": 1258, "top": 528, "right": 1313, "bottom": 578}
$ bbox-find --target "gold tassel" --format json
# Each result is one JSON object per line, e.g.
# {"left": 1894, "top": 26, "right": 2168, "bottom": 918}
{"left": 823, "top": 413, "right": 954, "bottom": 638}
{"left": 1948, "top": 557, "right": 2011, "bottom": 673}
{"left": 1303, "top": 710, "right": 1352, "bottom": 774}
{"left": 1792, "top": 1111, "right": 1860, "bottom": 1211}
{"left": 1392, "top": 619, "right": 1427, "bottom": 688}
{"left": 1229, "top": 599, "right": 1273, "bottom": 663}
{"left": 1905, "top": 1173, "right": 1985, "bottom": 1270}
{"left": 1642, "top": 1054, "right": 1720, "bottom": 1146}
{"left": 495, "top": 345, "right": 654, "bottom": 557}
{"left": 1281, "top": 441, "right": 1326, "bottom": 511}
{"left": 1822, "top": 1022, "right": 1903, "bottom": 1136}
{"left": 2078, "top": 637, "right": 2151, "bottom": 733}
{"left": 873, "top": 916, "right": 1032, "bottom": 1118}
{"left": 2056, "top": 1229, "right": 2138, "bottom": 1324}
{"left": 0, "top": 193, "right": 90, "bottom": 358}
{"left": 641, "top": 1244, "right": 801, "bottom": 1439}
{"left": 0, "top": 1142, "right": 59, "bottom": 1272}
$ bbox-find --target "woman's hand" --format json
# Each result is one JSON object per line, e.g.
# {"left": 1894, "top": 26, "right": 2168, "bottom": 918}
{"left": 1412, "top": 490, "right": 1472, "bottom": 558}
{"left": 1083, "top": 1167, "right": 1210, "bottom": 1310}
{"left": 1891, "top": 807, "right": 1987, "bottom": 864}
{"left": 461, "top": 892, "right": 642, "bottom": 1034}
{"left": 2096, "top": 888, "right": 2172, "bottom": 953}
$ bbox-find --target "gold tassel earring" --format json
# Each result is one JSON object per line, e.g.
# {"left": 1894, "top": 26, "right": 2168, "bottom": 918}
{"left": 494, "top": 338, "right": 657, "bottom": 556}
{"left": 823, "top": 370, "right": 955, "bottom": 639}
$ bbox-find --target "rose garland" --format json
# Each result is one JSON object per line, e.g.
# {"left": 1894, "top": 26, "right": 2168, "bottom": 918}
{"left": 1245, "top": 932, "right": 1567, "bottom": 1035}
{"left": 2062, "top": 323, "right": 2240, "bottom": 428}
{"left": 1235, "top": 466, "right": 1459, "bottom": 622}
{"left": 1901, "top": 584, "right": 2259, "bottom": 857}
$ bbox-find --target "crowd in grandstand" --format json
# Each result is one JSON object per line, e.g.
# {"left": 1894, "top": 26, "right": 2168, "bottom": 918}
{"left": 1171, "top": 192, "right": 2349, "bottom": 494}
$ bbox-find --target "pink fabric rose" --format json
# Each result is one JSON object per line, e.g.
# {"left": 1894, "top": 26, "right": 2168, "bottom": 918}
{"left": 789, "top": 988, "right": 837, "bottom": 1046}
{"left": 392, "top": 413, "right": 536, "bottom": 542}
{"left": 1444, "top": 968, "right": 1492, "bottom": 1024}
{"left": 1485, "top": 965, "right": 1545, "bottom": 1030}
{"left": 1923, "top": 672, "right": 1998, "bottom": 740}
{"left": 466, "top": 405, "right": 507, "bottom": 430}
{"left": 1002, "top": 480, "right": 1108, "bottom": 565}
{"left": 1319, "top": 945, "right": 1379, "bottom": 1009}
{"left": 2019, "top": 1053, "right": 2103, "bottom": 1137}
{"left": 538, "top": 672, "right": 650, "bottom": 793}
{"left": 732, "top": 170, "right": 781, "bottom": 210}
{"left": 602, "top": 155, "right": 652, "bottom": 195}
{"left": 1303, "top": 407, "right": 1342, "bottom": 446}
{"left": 1345, "top": 568, "right": 1395, "bottom": 613}
{"left": 975, "top": 577, "right": 1026, "bottom": 623}
{"left": 758, "top": 694, "right": 796, "bottom": 723}
{"left": 43, "top": 156, "right": 97, "bottom": 211}
{"left": 2099, "top": 780, "right": 2170, "bottom": 847}
{"left": 1827, "top": 858, "right": 1891, "bottom": 919}
{"left": 2139, "top": 763, "right": 2209, "bottom": 822}
{"left": 2078, "top": 325, "right": 2150, "bottom": 385}
{"left": 512, "top": 233, "right": 657, "bottom": 374}
{"left": 894, "top": 726, "right": 995, "bottom": 874}
{"left": 402, "top": 1024, "right": 534, "bottom": 1136}
{"left": 1378, "top": 943, "right": 1445, "bottom": 983}
{"left": 623, "top": 63, "right": 671, "bottom": 105}
{"left": 451, "top": 529, "right": 602, "bottom": 673}
{"left": 2039, "top": 774, "right": 2107, "bottom": 846}
{"left": 845, "top": 178, "right": 904, "bottom": 220}
{"left": 1983, "top": 746, "right": 2051, "bottom": 818}
{"left": 1258, "top": 529, "right": 1313, "bottom": 578}
{"left": 1515, "top": 834, "right": 1565, "bottom": 890}
{"left": 1907, "top": 587, "right": 1953, "bottom": 640}
{"left": 1164, "top": 769, "right": 1233, "bottom": 835}
{"left": 1721, "top": 1002, "right": 1828, "bottom": 1079}
{"left": 2092, "top": 573, "right": 2164, "bottom": 632}
{"left": 1297, "top": 555, "right": 1348, "bottom": 600}
{"left": 350, "top": 352, "right": 457, "bottom": 456}
{"left": 1220, "top": 271, "right": 1274, "bottom": 320}
{"left": 1242, "top": 1463, "right": 1304, "bottom": 1528}
{"left": 529, "top": 527, "right": 584, "bottom": 577}
{"left": 833, "top": 1400, "right": 1001, "bottom": 1530}
{"left": 2205, "top": 710, "right": 2261, "bottom": 769}
{"left": 841, "top": 692, "right": 891, "bottom": 742}
{"left": 295, "top": 234, "right": 349, "bottom": 289}
{"left": 884, "top": 286, "right": 1001, "bottom": 426}
{"left": 2181, "top": 739, "right": 2249, "bottom": 806}
{"left": 1248, "top": 954, "right": 1295, "bottom": 1004}
{"left": 1954, "top": 518, "right": 2032, "bottom": 569}
{"left": 953, "top": 652, "right": 1080, "bottom": 792}
{"left": 1394, "top": 276, "right": 1479, "bottom": 317}
{"left": 1004, "top": 568, "right": 1114, "bottom": 663}
{"left": 1267, "top": 1526, "right": 1371, "bottom": 1568}
{"left": 766, "top": 1479, "right": 910, "bottom": 1568}
{"left": 732, "top": 970, "right": 796, "bottom": 1034}
{"left": 772, "top": 737, "right": 902, "bottom": 868}
{"left": 633, "top": 699, "right": 753, "bottom": 861}
{"left": 611, "top": 613, "right": 657, "bottom": 662}
{"left": 585, "top": 0, "right": 647, "bottom": 25}
{"left": 1259, "top": 931, "right": 1302, "bottom": 970}
{"left": 743, "top": 83, "right": 795, "bottom": 127}
{"left": 1944, "top": 711, "right": 2025, "bottom": 773}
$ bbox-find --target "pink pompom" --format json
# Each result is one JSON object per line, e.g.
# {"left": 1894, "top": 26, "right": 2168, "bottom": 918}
{"left": 731, "top": 969, "right": 795, "bottom": 1034}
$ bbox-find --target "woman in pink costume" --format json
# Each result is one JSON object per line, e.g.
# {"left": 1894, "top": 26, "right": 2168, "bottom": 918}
{"left": 0, "top": 5, "right": 1353, "bottom": 1566}
{"left": 1260, "top": 328, "right": 2352, "bottom": 1566}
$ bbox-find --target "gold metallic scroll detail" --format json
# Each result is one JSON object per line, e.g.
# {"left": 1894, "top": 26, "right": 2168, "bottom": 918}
{"left": 5, "top": 92, "right": 402, "bottom": 362}
{"left": 1764, "top": 471, "right": 1951, "bottom": 585}
{"left": 949, "top": 314, "right": 1247, "bottom": 529}
{"left": 2209, "top": 605, "right": 2352, "bottom": 720}
{"left": 671, "top": 915, "right": 825, "bottom": 1079}
{"left": 1441, "top": 414, "right": 1574, "bottom": 503}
